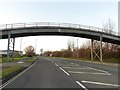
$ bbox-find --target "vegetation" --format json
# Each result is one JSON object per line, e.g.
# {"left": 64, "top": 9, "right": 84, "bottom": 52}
{"left": 44, "top": 43, "right": 120, "bottom": 63}
{"left": 44, "top": 19, "right": 120, "bottom": 63}
{"left": 0, "top": 65, "right": 22, "bottom": 78}
{"left": 27, "top": 57, "right": 38, "bottom": 63}
{"left": 0, "top": 56, "right": 29, "bottom": 63}
{"left": 24, "top": 46, "right": 35, "bottom": 57}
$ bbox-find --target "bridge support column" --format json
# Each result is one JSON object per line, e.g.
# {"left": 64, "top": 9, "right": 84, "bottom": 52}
{"left": 100, "top": 35, "right": 103, "bottom": 62}
{"left": 91, "top": 39, "right": 93, "bottom": 60}
{"left": 7, "top": 33, "right": 15, "bottom": 62}
{"left": 90, "top": 35, "right": 103, "bottom": 62}
{"left": 7, "top": 33, "right": 10, "bottom": 62}
{"left": 12, "top": 38, "right": 15, "bottom": 61}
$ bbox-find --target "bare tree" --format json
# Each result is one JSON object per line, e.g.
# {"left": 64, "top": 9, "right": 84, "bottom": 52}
{"left": 67, "top": 39, "right": 75, "bottom": 51}
{"left": 102, "top": 19, "right": 120, "bottom": 59}
{"left": 103, "top": 19, "right": 115, "bottom": 34}
{"left": 24, "top": 46, "right": 35, "bottom": 57}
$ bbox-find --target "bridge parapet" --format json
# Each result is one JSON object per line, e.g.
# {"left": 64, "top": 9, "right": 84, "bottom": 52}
{"left": 0, "top": 22, "right": 119, "bottom": 36}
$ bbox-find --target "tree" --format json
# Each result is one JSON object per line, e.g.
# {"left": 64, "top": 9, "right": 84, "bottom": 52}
{"left": 103, "top": 19, "right": 115, "bottom": 34}
{"left": 24, "top": 46, "right": 35, "bottom": 57}
{"left": 102, "top": 19, "right": 120, "bottom": 59}
{"left": 67, "top": 39, "right": 75, "bottom": 51}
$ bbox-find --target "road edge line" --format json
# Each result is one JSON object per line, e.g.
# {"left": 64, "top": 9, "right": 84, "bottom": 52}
{"left": 54, "top": 63, "right": 59, "bottom": 67}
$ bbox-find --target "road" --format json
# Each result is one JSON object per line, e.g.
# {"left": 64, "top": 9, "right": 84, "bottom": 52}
{"left": 2, "top": 56, "right": 119, "bottom": 89}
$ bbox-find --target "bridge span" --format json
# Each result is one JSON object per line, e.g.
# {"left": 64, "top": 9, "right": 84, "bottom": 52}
{"left": 0, "top": 22, "right": 120, "bottom": 62}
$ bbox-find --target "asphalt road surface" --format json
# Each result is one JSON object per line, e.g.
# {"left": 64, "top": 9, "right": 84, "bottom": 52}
{"left": 2, "top": 56, "right": 120, "bottom": 89}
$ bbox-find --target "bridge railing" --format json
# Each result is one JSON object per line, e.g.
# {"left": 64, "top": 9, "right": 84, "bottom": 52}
{"left": 0, "top": 22, "right": 119, "bottom": 36}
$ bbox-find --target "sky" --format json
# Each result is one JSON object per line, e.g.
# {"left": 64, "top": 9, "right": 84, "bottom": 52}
{"left": 0, "top": 0, "right": 118, "bottom": 54}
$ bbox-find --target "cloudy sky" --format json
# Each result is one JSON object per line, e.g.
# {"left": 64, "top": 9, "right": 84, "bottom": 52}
{"left": 0, "top": 0, "right": 118, "bottom": 54}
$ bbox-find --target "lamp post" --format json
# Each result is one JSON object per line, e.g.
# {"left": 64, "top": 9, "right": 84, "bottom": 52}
{"left": 20, "top": 37, "right": 22, "bottom": 59}
{"left": 77, "top": 38, "right": 79, "bottom": 59}
{"left": 35, "top": 39, "right": 37, "bottom": 55}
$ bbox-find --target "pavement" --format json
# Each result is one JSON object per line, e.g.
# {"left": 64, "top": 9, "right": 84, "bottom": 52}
{"left": 1, "top": 56, "right": 120, "bottom": 89}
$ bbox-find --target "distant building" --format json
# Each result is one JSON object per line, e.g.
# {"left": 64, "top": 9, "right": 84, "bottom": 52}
{"left": 0, "top": 50, "right": 7, "bottom": 55}
{"left": 0, "top": 50, "right": 23, "bottom": 57}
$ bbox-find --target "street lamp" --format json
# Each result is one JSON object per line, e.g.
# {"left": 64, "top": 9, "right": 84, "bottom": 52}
{"left": 35, "top": 39, "right": 37, "bottom": 55}
{"left": 77, "top": 38, "right": 79, "bottom": 59}
{"left": 20, "top": 37, "right": 22, "bottom": 59}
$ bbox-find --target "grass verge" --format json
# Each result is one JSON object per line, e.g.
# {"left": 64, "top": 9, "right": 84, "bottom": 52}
{"left": 0, "top": 56, "right": 29, "bottom": 63}
{"left": 26, "top": 57, "right": 38, "bottom": 63}
{"left": 0, "top": 65, "right": 23, "bottom": 79}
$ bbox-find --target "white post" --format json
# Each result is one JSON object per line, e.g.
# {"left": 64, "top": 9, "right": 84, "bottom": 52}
{"left": 100, "top": 35, "right": 103, "bottom": 62}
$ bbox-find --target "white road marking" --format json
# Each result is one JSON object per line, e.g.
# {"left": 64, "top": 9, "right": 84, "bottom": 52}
{"left": 76, "top": 81, "right": 88, "bottom": 90}
{"left": 63, "top": 67, "right": 89, "bottom": 69}
{"left": 59, "top": 67, "right": 70, "bottom": 76}
{"left": 83, "top": 66, "right": 109, "bottom": 73}
{"left": 54, "top": 63, "right": 59, "bottom": 66}
{"left": 68, "top": 71, "right": 111, "bottom": 75}
{"left": 0, "top": 61, "right": 37, "bottom": 89}
{"left": 60, "top": 64, "right": 79, "bottom": 67}
{"left": 17, "top": 61, "right": 24, "bottom": 64}
{"left": 82, "top": 80, "right": 120, "bottom": 87}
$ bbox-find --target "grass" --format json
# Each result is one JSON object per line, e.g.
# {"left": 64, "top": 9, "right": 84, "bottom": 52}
{"left": 103, "top": 58, "right": 120, "bottom": 63}
{"left": 26, "top": 57, "right": 38, "bottom": 63}
{"left": 0, "top": 65, "right": 23, "bottom": 78}
{"left": 0, "top": 56, "right": 29, "bottom": 63}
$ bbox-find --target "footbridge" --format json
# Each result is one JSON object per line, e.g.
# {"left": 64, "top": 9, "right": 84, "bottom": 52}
{"left": 0, "top": 22, "right": 120, "bottom": 61}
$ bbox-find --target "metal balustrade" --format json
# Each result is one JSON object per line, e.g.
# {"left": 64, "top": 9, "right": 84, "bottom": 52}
{"left": 0, "top": 22, "right": 119, "bottom": 36}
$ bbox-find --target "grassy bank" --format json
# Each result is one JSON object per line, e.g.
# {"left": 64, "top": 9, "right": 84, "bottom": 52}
{"left": 26, "top": 57, "right": 38, "bottom": 63}
{"left": 0, "top": 65, "right": 23, "bottom": 78}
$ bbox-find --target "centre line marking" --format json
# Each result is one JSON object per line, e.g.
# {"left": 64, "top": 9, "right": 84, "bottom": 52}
{"left": 76, "top": 81, "right": 88, "bottom": 90}
{"left": 54, "top": 63, "right": 59, "bottom": 66}
{"left": 82, "top": 80, "right": 120, "bottom": 87}
{"left": 68, "top": 71, "right": 111, "bottom": 75}
{"left": 59, "top": 67, "right": 70, "bottom": 76}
